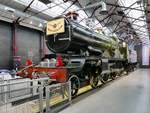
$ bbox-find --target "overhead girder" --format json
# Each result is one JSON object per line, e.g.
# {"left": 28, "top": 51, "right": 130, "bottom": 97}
{"left": 112, "top": 1, "right": 139, "bottom": 33}
{"left": 103, "top": 0, "right": 120, "bottom": 27}
{"left": 106, "top": 2, "right": 145, "bottom": 12}
{"left": 15, "top": 0, "right": 35, "bottom": 23}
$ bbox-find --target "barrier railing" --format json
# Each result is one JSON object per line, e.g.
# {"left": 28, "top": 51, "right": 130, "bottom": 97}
{"left": 0, "top": 78, "right": 71, "bottom": 113}
{"left": 39, "top": 82, "right": 71, "bottom": 113}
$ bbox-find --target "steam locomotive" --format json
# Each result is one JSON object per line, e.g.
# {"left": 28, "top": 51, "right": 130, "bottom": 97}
{"left": 17, "top": 17, "right": 134, "bottom": 96}
{"left": 44, "top": 17, "right": 131, "bottom": 95}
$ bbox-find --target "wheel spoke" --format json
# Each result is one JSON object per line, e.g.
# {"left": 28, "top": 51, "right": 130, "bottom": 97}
{"left": 100, "top": 74, "right": 109, "bottom": 84}
{"left": 90, "top": 75, "right": 99, "bottom": 88}
{"left": 69, "top": 75, "right": 80, "bottom": 97}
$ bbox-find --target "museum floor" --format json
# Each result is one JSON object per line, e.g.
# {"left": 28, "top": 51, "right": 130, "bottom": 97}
{"left": 60, "top": 69, "right": 150, "bottom": 113}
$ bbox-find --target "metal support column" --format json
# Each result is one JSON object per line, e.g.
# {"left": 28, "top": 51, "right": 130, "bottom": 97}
{"left": 46, "top": 86, "right": 50, "bottom": 113}
{"left": 12, "top": 22, "right": 17, "bottom": 57}
{"left": 39, "top": 86, "right": 43, "bottom": 113}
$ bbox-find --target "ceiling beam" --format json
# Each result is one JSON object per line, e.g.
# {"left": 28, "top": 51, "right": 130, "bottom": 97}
{"left": 112, "top": 1, "right": 139, "bottom": 33}
{"left": 16, "top": 0, "right": 35, "bottom": 23}
{"left": 102, "top": 0, "right": 119, "bottom": 26}
{"left": 19, "top": 1, "right": 65, "bottom": 22}
{"left": 62, "top": 0, "right": 77, "bottom": 14}
{"left": 106, "top": 2, "right": 145, "bottom": 12}
{"left": 116, "top": 20, "right": 147, "bottom": 27}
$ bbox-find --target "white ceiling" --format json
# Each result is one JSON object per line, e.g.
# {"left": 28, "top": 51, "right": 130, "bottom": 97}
{"left": 0, "top": 0, "right": 149, "bottom": 46}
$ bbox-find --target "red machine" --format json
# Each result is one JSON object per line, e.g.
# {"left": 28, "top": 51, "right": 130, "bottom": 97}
{"left": 17, "top": 55, "right": 68, "bottom": 83}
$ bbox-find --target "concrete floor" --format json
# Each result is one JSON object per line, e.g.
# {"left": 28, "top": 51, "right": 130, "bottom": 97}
{"left": 59, "top": 69, "right": 150, "bottom": 113}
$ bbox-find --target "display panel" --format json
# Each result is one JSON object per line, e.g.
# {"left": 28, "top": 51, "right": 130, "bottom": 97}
{"left": 46, "top": 18, "right": 65, "bottom": 35}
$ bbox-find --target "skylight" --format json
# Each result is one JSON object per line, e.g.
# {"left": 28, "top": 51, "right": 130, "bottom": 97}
{"left": 118, "top": 0, "right": 149, "bottom": 44}
{"left": 13, "top": 0, "right": 113, "bottom": 34}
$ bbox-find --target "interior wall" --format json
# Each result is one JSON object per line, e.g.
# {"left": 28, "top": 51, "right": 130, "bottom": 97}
{"left": 134, "top": 44, "right": 146, "bottom": 68}
{"left": 0, "top": 20, "right": 43, "bottom": 69}
{"left": 0, "top": 21, "right": 12, "bottom": 69}
{"left": 16, "top": 26, "right": 42, "bottom": 65}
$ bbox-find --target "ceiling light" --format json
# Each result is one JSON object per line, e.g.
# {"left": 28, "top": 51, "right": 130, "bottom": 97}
{"left": 11, "top": 14, "right": 15, "bottom": 18}
{"left": 13, "top": 0, "right": 19, "bottom": 2}
{"left": 130, "top": 35, "right": 133, "bottom": 39}
{"left": 63, "top": 0, "right": 68, "bottom": 2}
{"left": 117, "top": 10, "right": 124, "bottom": 16}
{"left": 39, "top": 23, "right": 43, "bottom": 27}
{"left": 39, "top": 0, "right": 51, "bottom": 5}
{"left": 81, "top": 1, "right": 107, "bottom": 14}
{"left": 136, "top": 0, "right": 142, "bottom": 5}
{"left": 99, "top": 1, "right": 108, "bottom": 15}
{"left": 4, "top": 7, "right": 15, "bottom": 13}
{"left": 30, "top": 21, "right": 33, "bottom": 24}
